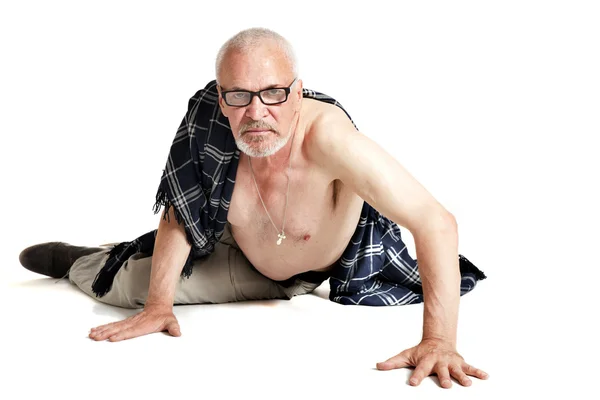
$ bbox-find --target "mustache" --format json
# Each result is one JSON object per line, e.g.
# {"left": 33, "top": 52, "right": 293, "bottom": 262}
{"left": 239, "top": 120, "right": 278, "bottom": 135}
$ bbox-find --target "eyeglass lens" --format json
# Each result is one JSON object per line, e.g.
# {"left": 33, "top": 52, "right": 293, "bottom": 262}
{"left": 225, "top": 88, "right": 287, "bottom": 106}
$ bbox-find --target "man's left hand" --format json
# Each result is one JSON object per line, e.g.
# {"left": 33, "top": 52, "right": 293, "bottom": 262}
{"left": 376, "top": 338, "right": 489, "bottom": 388}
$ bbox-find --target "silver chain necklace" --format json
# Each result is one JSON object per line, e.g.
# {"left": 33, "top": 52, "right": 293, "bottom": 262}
{"left": 247, "top": 129, "right": 297, "bottom": 246}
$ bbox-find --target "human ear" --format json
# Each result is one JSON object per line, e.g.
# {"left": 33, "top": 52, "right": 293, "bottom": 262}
{"left": 217, "top": 87, "right": 229, "bottom": 118}
{"left": 296, "top": 79, "right": 303, "bottom": 100}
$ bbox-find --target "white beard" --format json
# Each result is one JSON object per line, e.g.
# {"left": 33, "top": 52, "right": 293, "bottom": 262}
{"left": 235, "top": 131, "right": 290, "bottom": 157}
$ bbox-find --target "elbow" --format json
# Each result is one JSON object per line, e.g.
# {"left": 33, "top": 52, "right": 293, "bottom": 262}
{"left": 443, "top": 211, "right": 458, "bottom": 230}
{"left": 415, "top": 210, "right": 457, "bottom": 236}
{"left": 436, "top": 211, "right": 458, "bottom": 233}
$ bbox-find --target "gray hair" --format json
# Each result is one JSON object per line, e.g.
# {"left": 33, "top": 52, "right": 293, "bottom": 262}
{"left": 215, "top": 27, "right": 298, "bottom": 84}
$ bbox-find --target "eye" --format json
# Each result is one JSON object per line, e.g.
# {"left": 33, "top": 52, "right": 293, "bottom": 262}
{"left": 233, "top": 92, "right": 247, "bottom": 99}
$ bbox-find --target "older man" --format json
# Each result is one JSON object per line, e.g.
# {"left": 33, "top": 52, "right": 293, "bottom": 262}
{"left": 19, "top": 27, "right": 487, "bottom": 388}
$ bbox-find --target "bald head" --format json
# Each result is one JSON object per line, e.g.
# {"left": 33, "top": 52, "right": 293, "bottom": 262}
{"left": 215, "top": 28, "right": 298, "bottom": 85}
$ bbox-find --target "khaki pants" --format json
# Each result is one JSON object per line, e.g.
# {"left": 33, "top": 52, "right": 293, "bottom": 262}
{"left": 69, "top": 223, "right": 323, "bottom": 309}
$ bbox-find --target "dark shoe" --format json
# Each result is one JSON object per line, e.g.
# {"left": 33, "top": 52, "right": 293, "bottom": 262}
{"left": 18, "top": 242, "right": 108, "bottom": 279}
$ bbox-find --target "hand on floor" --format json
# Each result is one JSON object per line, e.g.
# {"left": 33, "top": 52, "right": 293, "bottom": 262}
{"left": 375, "top": 338, "right": 488, "bottom": 388}
{"left": 88, "top": 305, "right": 181, "bottom": 342}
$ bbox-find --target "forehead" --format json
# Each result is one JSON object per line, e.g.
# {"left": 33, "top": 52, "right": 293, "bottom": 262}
{"left": 219, "top": 46, "right": 293, "bottom": 91}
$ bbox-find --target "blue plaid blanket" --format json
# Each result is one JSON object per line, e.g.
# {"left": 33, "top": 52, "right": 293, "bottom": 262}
{"left": 91, "top": 80, "right": 486, "bottom": 305}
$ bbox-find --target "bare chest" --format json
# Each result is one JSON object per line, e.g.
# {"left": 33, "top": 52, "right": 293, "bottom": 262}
{"left": 228, "top": 159, "right": 336, "bottom": 244}
{"left": 226, "top": 156, "right": 361, "bottom": 280}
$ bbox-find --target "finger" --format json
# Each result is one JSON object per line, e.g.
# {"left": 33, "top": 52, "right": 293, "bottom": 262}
{"left": 90, "top": 317, "right": 134, "bottom": 336}
{"left": 89, "top": 320, "right": 130, "bottom": 338}
{"left": 409, "top": 358, "right": 436, "bottom": 386}
{"left": 376, "top": 351, "right": 411, "bottom": 371}
{"left": 462, "top": 363, "right": 489, "bottom": 380}
{"left": 90, "top": 326, "right": 124, "bottom": 341}
{"left": 90, "top": 324, "right": 118, "bottom": 337}
{"left": 89, "top": 321, "right": 119, "bottom": 334}
{"left": 108, "top": 323, "right": 154, "bottom": 342}
{"left": 449, "top": 364, "right": 472, "bottom": 387}
{"left": 90, "top": 321, "right": 134, "bottom": 341}
{"left": 166, "top": 321, "right": 181, "bottom": 337}
{"left": 436, "top": 364, "right": 452, "bottom": 389}
{"left": 108, "top": 320, "right": 164, "bottom": 342}
{"left": 90, "top": 317, "right": 133, "bottom": 332}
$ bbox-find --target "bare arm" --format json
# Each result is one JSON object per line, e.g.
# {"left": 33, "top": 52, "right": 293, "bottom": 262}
{"left": 88, "top": 205, "right": 191, "bottom": 341}
{"left": 307, "top": 106, "right": 459, "bottom": 340}
{"left": 414, "top": 219, "right": 460, "bottom": 345}
{"left": 145, "top": 205, "right": 193, "bottom": 308}
{"left": 308, "top": 106, "right": 488, "bottom": 386}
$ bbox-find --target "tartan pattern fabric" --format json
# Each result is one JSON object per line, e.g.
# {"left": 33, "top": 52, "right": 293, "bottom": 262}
{"left": 91, "top": 80, "right": 486, "bottom": 304}
{"left": 328, "top": 202, "right": 486, "bottom": 306}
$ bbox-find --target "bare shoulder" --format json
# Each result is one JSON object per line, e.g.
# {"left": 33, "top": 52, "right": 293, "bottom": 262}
{"left": 304, "top": 97, "right": 356, "bottom": 134}
{"left": 301, "top": 99, "right": 447, "bottom": 231}
{"left": 303, "top": 98, "right": 361, "bottom": 168}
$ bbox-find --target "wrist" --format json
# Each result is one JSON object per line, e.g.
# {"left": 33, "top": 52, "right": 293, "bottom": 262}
{"left": 422, "top": 304, "right": 458, "bottom": 347}
{"left": 421, "top": 334, "right": 456, "bottom": 348}
{"left": 144, "top": 299, "right": 173, "bottom": 311}
{"left": 421, "top": 335, "right": 456, "bottom": 349}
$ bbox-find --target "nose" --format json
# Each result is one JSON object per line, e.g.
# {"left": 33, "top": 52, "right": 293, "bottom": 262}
{"left": 244, "top": 94, "right": 268, "bottom": 120}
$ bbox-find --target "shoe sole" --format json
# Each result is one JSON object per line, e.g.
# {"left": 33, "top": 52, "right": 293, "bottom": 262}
{"left": 99, "top": 242, "right": 120, "bottom": 247}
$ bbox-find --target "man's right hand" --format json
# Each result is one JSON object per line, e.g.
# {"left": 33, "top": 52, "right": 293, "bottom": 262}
{"left": 88, "top": 305, "right": 181, "bottom": 342}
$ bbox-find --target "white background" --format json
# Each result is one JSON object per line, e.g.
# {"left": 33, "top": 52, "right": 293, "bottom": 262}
{"left": 1, "top": 1, "right": 598, "bottom": 398}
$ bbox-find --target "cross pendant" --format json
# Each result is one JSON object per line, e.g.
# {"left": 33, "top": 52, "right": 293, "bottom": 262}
{"left": 276, "top": 232, "right": 286, "bottom": 245}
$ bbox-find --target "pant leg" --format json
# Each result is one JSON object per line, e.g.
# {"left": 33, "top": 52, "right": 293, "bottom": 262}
{"left": 69, "top": 223, "right": 319, "bottom": 309}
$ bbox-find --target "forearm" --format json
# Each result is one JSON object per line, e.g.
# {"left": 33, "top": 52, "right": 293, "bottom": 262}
{"left": 145, "top": 206, "right": 192, "bottom": 308}
{"left": 413, "top": 215, "right": 460, "bottom": 346}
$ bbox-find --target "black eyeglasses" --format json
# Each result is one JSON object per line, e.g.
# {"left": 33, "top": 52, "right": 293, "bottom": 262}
{"left": 220, "top": 78, "right": 298, "bottom": 107}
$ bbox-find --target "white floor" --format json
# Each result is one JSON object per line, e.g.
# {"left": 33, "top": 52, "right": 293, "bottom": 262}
{"left": 2, "top": 230, "right": 597, "bottom": 399}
